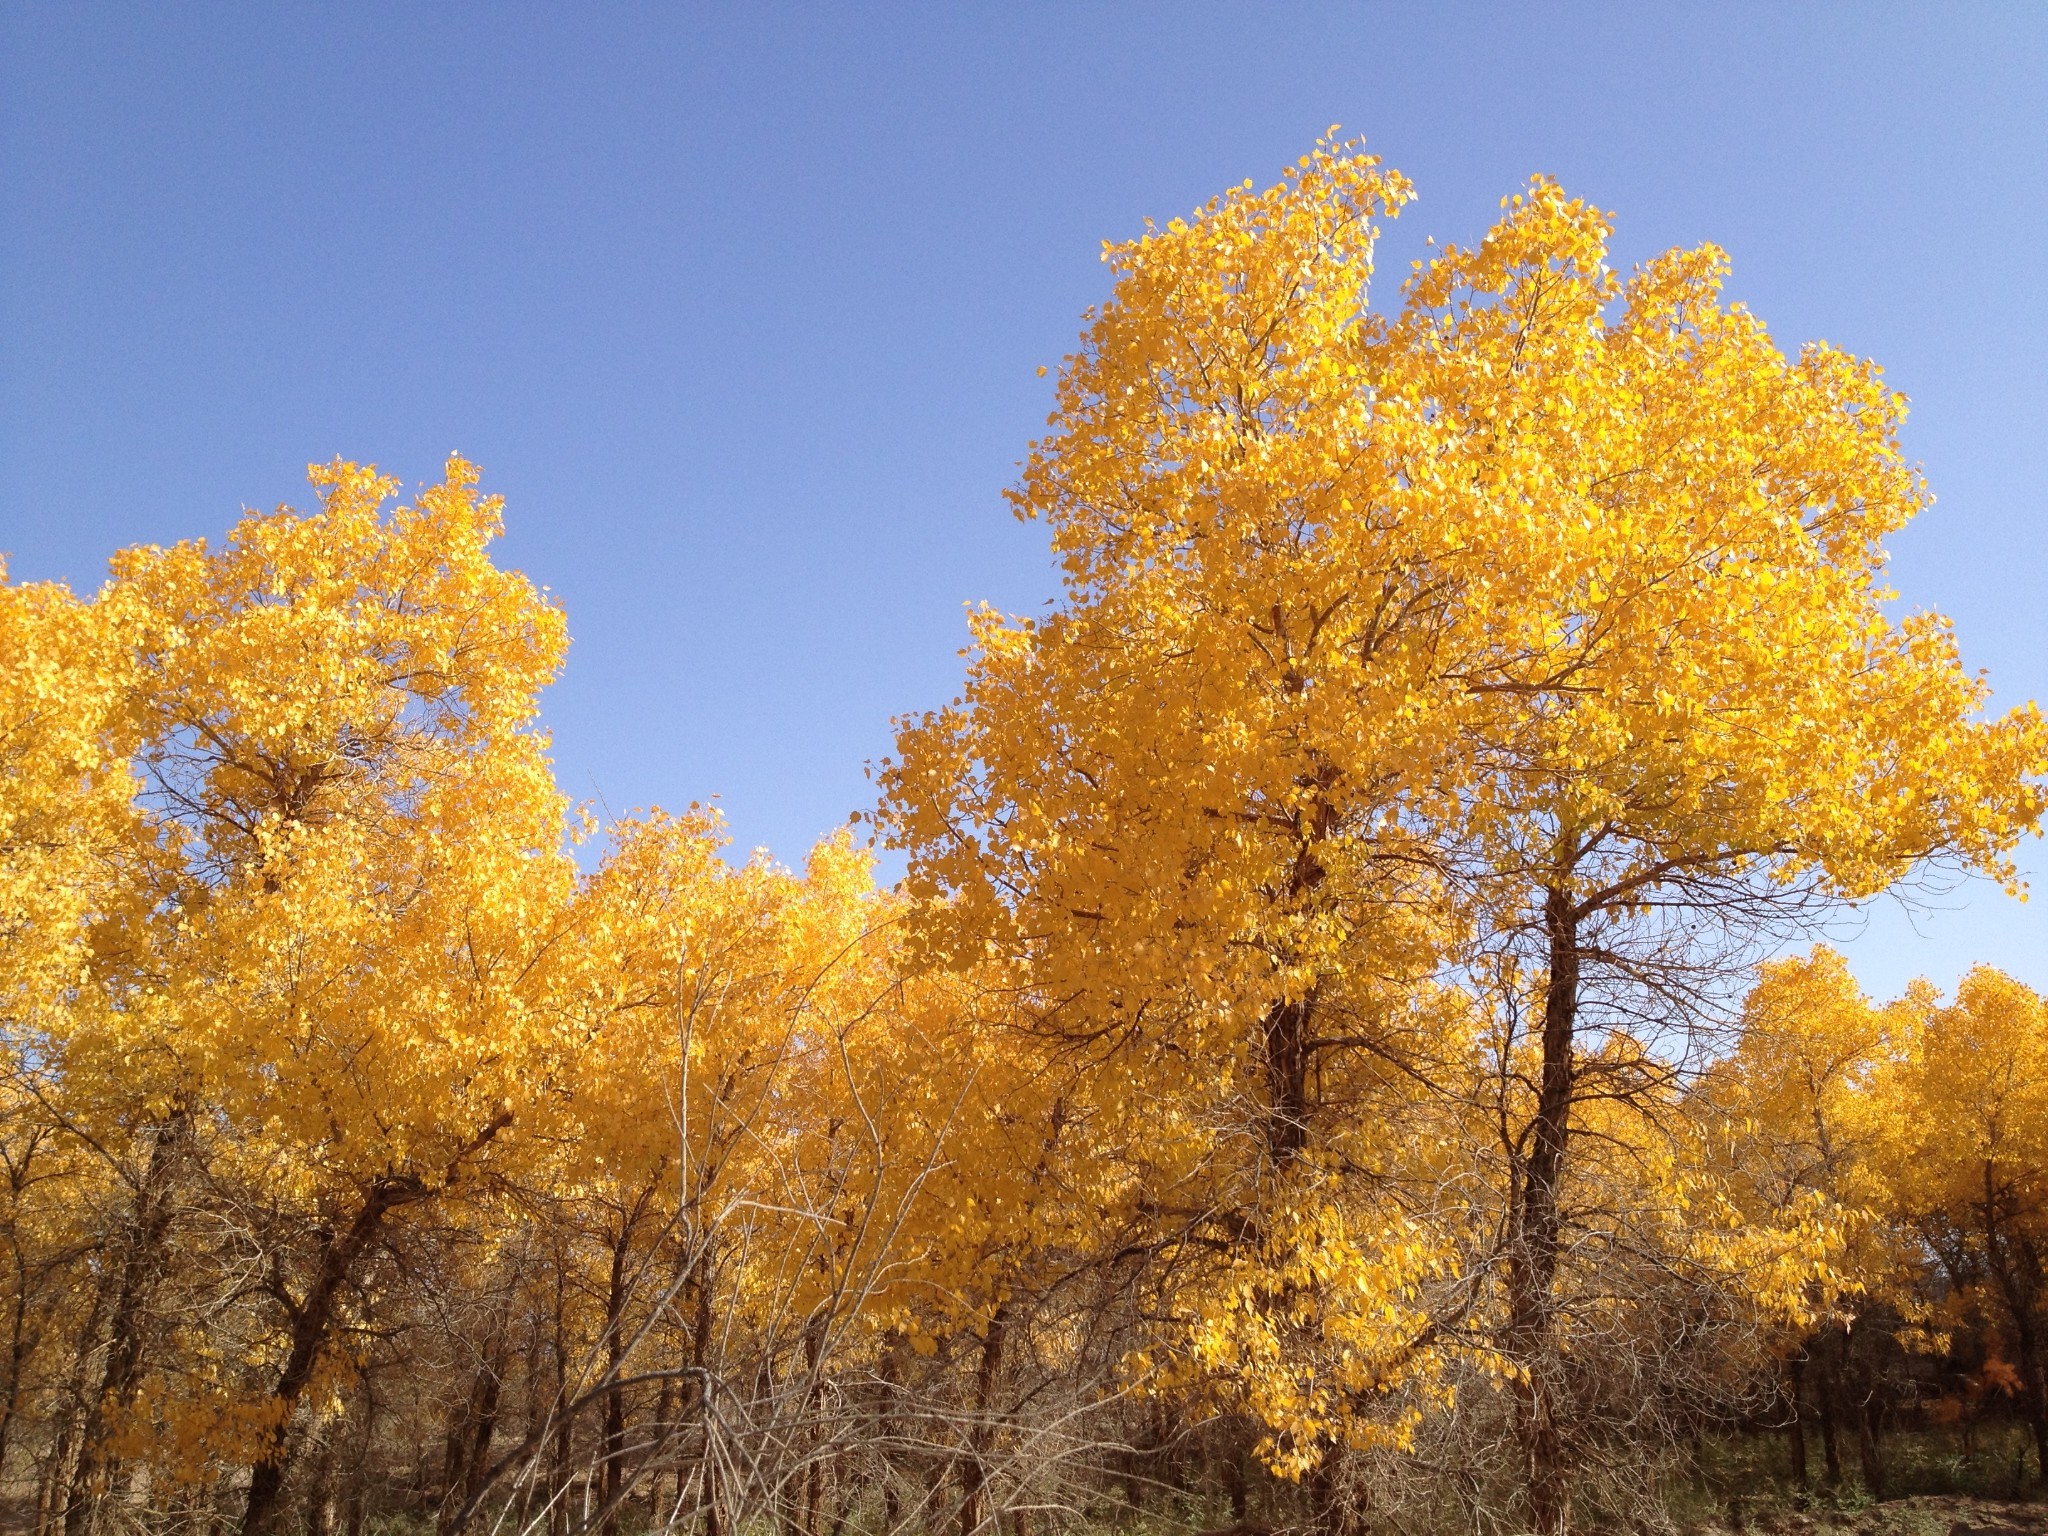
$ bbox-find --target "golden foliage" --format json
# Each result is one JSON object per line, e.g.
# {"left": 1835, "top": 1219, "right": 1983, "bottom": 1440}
{"left": 3, "top": 137, "right": 2045, "bottom": 1533}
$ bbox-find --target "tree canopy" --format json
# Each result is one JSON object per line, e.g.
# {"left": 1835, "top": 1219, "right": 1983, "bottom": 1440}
{"left": 2, "top": 139, "right": 2044, "bottom": 1536}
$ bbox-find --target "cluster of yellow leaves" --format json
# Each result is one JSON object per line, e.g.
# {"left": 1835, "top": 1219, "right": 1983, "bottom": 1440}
{"left": 1882, "top": 967, "right": 2048, "bottom": 1263}
{"left": 0, "top": 569, "right": 142, "bottom": 1020}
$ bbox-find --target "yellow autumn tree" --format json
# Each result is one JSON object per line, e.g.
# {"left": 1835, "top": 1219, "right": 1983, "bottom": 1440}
{"left": 1410, "top": 178, "right": 2042, "bottom": 1532}
{"left": 1881, "top": 967, "right": 2048, "bottom": 1481}
{"left": 457, "top": 811, "right": 991, "bottom": 1536}
{"left": 0, "top": 570, "right": 147, "bottom": 1021}
{"left": 1700, "top": 950, "right": 1913, "bottom": 1491}
{"left": 0, "top": 570, "right": 153, "bottom": 1504}
{"left": 44, "top": 457, "right": 578, "bottom": 1535}
{"left": 880, "top": 137, "right": 2048, "bottom": 1532}
{"left": 879, "top": 140, "right": 1489, "bottom": 1493}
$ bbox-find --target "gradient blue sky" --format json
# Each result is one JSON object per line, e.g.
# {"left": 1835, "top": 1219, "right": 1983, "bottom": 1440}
{"left": 4, "top": 4, "right": 2043, "bottom": 1000}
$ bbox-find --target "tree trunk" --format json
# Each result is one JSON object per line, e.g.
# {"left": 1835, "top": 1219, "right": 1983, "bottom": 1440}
{"left": 1261, "top": 997, "right": 1314, "bottom": 1162}
{"left": 304, "top": 1437, "right": 337, "bottom": 1536}
{"left": 36, "top": 1247, "right": 111, "bottom": 1536}
{"left": 957, "top": 1305, "right": 1010, "bottom": 1536}
{"left": 1814, "top": 1347, "right": 1843, "bottom": 1489}
{"left": 1505, "top": 884, "right": 1578, "bottom": 1536}
{"left": 240, "top": 1176, "right": 418, "bottom": 1536}
{"left": 1306, "top": 1453, "right": 1359, "bottom": 1536}
{"left": 66, "top": 1111, "right": 187, "bottom": 1536}
{"left": 645, "top": 1370, "right": 677, "bottom": 1523}
{"left": 802, "top": 1449, "right": 824, "bottom": 1536}
{"left": 551, "top": 1265, "right": 573, "bottom": 1536}
{"left": 439, "top": 1282, "right": 516, "bottom": 1536}
{"left": 344, "top": 1380, "right": 373, "bottom": 1536}
{"left": 1785, "top": 1355, "right": 1808, "bottom": 1489}
{"left": 0, "top": 1217, "right": 39, "bottom": 1479}
{"left": 1855, "top": 1392, "right": 1885, "bottom": 1500}
{"left": 694, "top": 1242, "right": 720, "bottom": 1536}
{"left": 600, "top": 1215, "right": 635, "bottom": 1536}
{"left": 876, "top": 1329, "right": 907, "bottom": 1535}
{"left": 1981, "top": 1173, "right": 2048, "bottom": 1480}
{"left": 514, "top": 1300, "right": 547, "bottom": 1533}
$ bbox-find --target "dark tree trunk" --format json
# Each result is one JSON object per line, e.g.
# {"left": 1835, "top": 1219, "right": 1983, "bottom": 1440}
{"left": 0, "top": 1203, "right": 42, "bottom": 1479}
{"left": 550, "top": 1268, "right": 573, "bottom": 1536}
{"left": 957, "top": 1305, "right": 1011, "bottom": 1536}
{"left": 1815, "top": 1347, "right": 1843, "bottom": 1489}
{"left": 600, "top": 1215, "right": 635, "bottom": 1536}
{"left": 440, "top": 1283, "right": 516, "bottom": 1536}
{"left": 240, "top": 1176, "right": 421, "bottom": 1536}
{"left": 645, "top": 1370, "right": 677, "bottom": 1523}
{"left": 304, "top": 1438, "right": 337, "bottom": 1536}
{"left": 1981, "top": 1172, "right": 2048, "bottom": 1480}
{"left": 1261, "top": 997, "right": 1314, "bottom": 1162}
{"left": 66, "top": 1112, "right": 187, "bottom": 1536}
{"left": 802, "top": 1448, "right": 824, "bottom": 1536}
{"left": 37, "top": 1247, "right": 111, "bottom": 1536}
{"left": 1306, "top": 1454, "right": 1359, "bottom": 1536}
{"left": 879, "top": 1334, "right": 905, "bottom": 1536}
{"left": 343, "top": 1369, "right": 377, "bottom": 1536}
{"left": 694, "top": 1245, "right": 720, "bottom": 1536}
{"left": 1856, "top": 1393, "right": 1885, "bottom": 1500}
{"left": 513, "top": 1300, "right": 548, "bottom": 1532}
{"left": 1786, "top": 1355, "right": 1809, "bottom": 1489}
{"left": 1505, "top": 884, "right": 1578, "bottom": 1536}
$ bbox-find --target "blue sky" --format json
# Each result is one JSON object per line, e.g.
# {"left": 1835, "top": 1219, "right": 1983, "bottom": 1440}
{"left": 4, "top": 4, "right": 2043, "bottom": 1001}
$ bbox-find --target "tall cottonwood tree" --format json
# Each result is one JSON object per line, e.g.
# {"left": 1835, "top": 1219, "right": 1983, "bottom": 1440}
{"left": 880, "top": 139, "right": 2047, "bottom": 1531}
{"left": 47, "top": 458, "right": 579, "bottom": 1536}
{"left": 1883, "top": 967, "right": 2048, "bottom": 1479}
{"left": 881, "top": 141, "right": 1496, "bottom": 1482}
{"left": 0, "top": 570, "right": 155, "bottom": 1527}
{"left": 1700, "top": 950, "right": 1906, "bottom": 1493}
{"left": 1401, "top": 177, "right": 2046, "bottom": 1535}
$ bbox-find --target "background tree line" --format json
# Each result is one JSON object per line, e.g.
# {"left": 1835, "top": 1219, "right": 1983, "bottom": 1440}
{"left": 2, "top": 140, "right": 2045, "bottom": 1536}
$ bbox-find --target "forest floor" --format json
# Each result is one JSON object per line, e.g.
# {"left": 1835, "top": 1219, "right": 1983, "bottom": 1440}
{"left": 1714, "top": 1494, "right": 2048, "bottom": 1536}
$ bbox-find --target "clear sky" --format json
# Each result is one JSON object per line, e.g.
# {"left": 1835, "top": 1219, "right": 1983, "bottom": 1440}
{"left": 4, "top": 4, "right": 2043, "bottom": 1001}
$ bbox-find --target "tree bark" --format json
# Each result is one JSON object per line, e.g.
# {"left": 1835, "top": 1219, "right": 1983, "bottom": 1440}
{"left": 878, "top": 1331, "right": 905, "bottom": 1536}
{"left": 239, "top": 1176, "right": 418, "bottom": 1536}
{"left": 439, "top": 1282, "right": 516, "bottom": 1536}
{"left": 35, "top": 1242, "right": 110, "bottom": 1536}
{"left": 599, "top": 1213, "right": 636, "bottom": 1536}
{"left": 694, "top": 1241, "right": 720, "bottom": 1536}
{"left": 65, "top": 1111, "right": 187, "bottom": 1536}
{"left": 303, "top": 1437, "right": 337, "bottom": 1536}
{"left": 0, "top": 1181, "right": 44, "bottom": 1479}
{"left": 1981, "top": 1168, "right": 2048, "bottom": 1480}
{"left": 1814, "top": 1346, "right": 1843, "bottom": 1489}
{"left": 1855, "top": 1392, "right": 1885, "bottom": 1500}
{"left": 1504, "top": 884, "right": 1578, "bottom": 1536}
{"left": 1306, "top": 1453, "right": 1359, "bottom": 1536}
{"left": 550, "top": 1265, "right": 573, "bottom": 1536}
{"left": 1261, "top": 997, "right": 1313, "bottom": 1162}
{"left": 1785, "top": 1355, "right": 1808, "bottom": 1489}
{"left": 957, "top": 1305, "right": 1011, "bottom": 1536}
